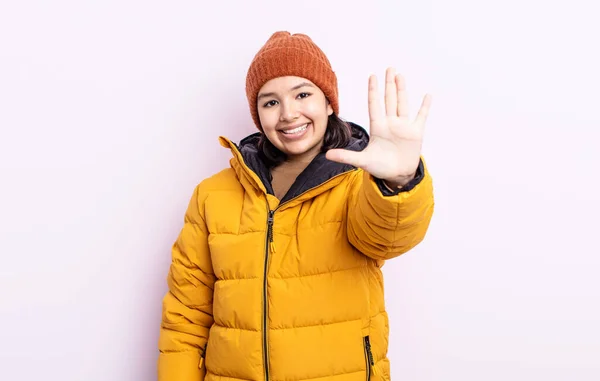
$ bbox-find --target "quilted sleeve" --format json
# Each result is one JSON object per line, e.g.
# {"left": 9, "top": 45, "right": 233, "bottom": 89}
{"left": 158, "top": 184, "right": 215, "bottom": 381}
{"left": 346, "top": 158, "right": 434, "bottom": 260}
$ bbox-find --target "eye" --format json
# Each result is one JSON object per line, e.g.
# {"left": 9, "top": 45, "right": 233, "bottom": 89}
{"left": 297, "top": 92, "right": 311, "bottom": 99}
{"left": 263, "top": 100, "right": 278, "bottom": 108}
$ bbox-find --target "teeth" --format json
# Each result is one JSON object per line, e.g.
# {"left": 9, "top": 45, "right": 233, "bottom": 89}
{"left": 282, "top": 124, "right": 308, "bottom": 134}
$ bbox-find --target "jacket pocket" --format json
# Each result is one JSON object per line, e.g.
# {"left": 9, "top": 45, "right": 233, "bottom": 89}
{"left": 363, "top": 336, "right": 375, "bottom": 381}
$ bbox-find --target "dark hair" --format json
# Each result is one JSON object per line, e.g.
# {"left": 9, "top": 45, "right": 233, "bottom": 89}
{"left": 257, "top": 113, "right": 352, "bottom": 168}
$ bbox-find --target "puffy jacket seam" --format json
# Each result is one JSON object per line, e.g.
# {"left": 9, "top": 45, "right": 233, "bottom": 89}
{"left": 172, "top": 256, "right": 212, "bottom": 274}
{"left": 210, "top": 230, "right": 264, "bottom": 236}
{"left": 212, "top": 323, "right": 260, "bottom": 332}
{"left": 159, "top": 348, "right": 203, "bottom": 354}
{"left": 270, "top": 317, "right": 362, "bottom": 331}
{"left": 270, "top": 265, "right": 368, "bottom": 280}
{"left": 205, "top": 369, "right": 255, "bottom": 381}
{"left": 217, "top": 276, "right": 260, "bottom": 281}
{"left": 290, "top": 368, "right": 365, "bottom": 381}
{"left": 178, "top": 214, "right": 216, "bottom": 279}
{"left": 165, "top": 289, "right": 212, "bottom": 310}
{"left": 160, "top": 323, "right": 211, "bottom": 335}
{"left": 167, "top": 300, "right": 212, "bottom": 309}
{"left": 290, "top": 220, "right": 343, "bottom": 235}
{"left": 267, "top": 221, "right": 344, "bottom": 239}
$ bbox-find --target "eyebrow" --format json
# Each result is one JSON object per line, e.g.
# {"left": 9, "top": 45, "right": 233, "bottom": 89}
{"left": 257, "top": 82, "right": 315, "bottom": 100}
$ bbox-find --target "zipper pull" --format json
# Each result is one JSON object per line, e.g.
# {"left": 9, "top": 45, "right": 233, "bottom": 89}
{"left": 267, "top": 211, "right": 274, "bottom": 232}
{"left": 365, "top": 336, "right": 378, "bottom": 375}
{"left": 198, "top": 342, "right": 207, "bottom": 369}
{"left": 267, "top": 211, "right": 276, "bottom": 253}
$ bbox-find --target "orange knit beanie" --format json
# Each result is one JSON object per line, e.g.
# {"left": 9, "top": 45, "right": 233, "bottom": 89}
{"left": 245, "top": 31, "right": 339, "bottom": 130}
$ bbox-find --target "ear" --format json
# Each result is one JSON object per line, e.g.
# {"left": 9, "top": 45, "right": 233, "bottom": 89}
{"left": 326, "top": 100, "right": 334, "bottom": 116}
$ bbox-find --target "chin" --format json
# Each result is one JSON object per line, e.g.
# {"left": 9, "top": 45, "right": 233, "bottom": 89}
{"left": 280, "top": 141, "right": 321, "bottom": 158}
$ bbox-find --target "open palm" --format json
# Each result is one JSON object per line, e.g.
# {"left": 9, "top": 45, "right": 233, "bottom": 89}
{"left": 326, "top": 68, "right": 432, "bottom": 186}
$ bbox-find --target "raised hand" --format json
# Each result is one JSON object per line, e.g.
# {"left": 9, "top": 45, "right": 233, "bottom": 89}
{"left": 326, "top": 68, "right": 432, "bottom": 188}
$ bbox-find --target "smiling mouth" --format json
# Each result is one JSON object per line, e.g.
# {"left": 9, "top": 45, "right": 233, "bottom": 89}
{"left": 281, "top": 123, "right": 309, "bottom": 135}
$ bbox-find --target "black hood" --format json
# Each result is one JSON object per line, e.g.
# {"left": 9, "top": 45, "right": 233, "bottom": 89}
{"left": 234, "top": 122, "right": 369, "bottom": 203}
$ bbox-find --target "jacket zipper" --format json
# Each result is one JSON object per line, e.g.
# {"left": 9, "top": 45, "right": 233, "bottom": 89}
{"left": 364, "top": 336, "right": 375, "bottom": 381}
{"left": 262, "top": 209, "right": 275, "bottom": 381}
{"left": 261, "top": 168, "right": 357, "bottom": 380}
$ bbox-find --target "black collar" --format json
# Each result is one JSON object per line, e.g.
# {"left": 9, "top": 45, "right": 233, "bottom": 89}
{"left": 235, "top": 122, "right": 369, "bottom": 203}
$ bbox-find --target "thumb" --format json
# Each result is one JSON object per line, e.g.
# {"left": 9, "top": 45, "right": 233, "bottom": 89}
{"left": 325, "top": 149, "right": 365, "bottom": 168}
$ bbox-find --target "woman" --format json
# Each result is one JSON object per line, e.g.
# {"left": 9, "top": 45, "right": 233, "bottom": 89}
{"left": 158, "top": 31, "right": 434, "bottom": 381}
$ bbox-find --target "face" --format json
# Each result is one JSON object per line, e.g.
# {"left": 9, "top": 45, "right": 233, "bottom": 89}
{"left": 257, "top": 76, "right": 333, "bottom": 162}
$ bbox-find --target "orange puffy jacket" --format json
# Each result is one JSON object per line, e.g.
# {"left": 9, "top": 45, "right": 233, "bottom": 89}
{"left": 158, "top": 124, "right": 434, "bottom": 381}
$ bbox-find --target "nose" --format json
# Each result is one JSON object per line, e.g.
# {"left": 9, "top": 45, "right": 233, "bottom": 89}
{"left": 279, "top": 101, "right": 300, "bottom": 122}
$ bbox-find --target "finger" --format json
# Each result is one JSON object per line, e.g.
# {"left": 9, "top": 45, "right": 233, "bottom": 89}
{"left": 368, "top": 75, "right": 383, "bottom": 131}
{"left": 385, "top": 67, "right": 397, "bottom": 116}
{"left": 414, "top": 94, "right": 432, "bottom": 129}
{"left": 368, "top": 75, "right": 382, "bottom": 123}
{"left": 396, "top": 74, "right": 409, "bottom": 119}
{"left": 326, "top": 148, "right": 365, "bottom": 168}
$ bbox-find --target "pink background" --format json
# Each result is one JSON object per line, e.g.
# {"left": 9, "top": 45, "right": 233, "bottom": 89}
{"left": 1, "top": 0, "right": 599, "bottom": 380}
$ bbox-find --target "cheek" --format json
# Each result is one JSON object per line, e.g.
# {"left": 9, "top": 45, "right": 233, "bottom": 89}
{"left": 304, "top": 102, "right": 330, "bottom": 126}
{"left": 258, "top": 108, "right": 277, "bottom": 130}
{"left": 304, "top": 102, "right": 321, "bottom": 115}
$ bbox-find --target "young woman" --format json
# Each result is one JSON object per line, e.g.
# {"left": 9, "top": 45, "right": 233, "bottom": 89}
{"left": 158, "top": 31, "right": 434, "bottom": 381}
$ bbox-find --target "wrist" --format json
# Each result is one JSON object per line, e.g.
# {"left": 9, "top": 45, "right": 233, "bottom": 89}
{"left": 383, "top": 173, "right": 416, "bottom": 190}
